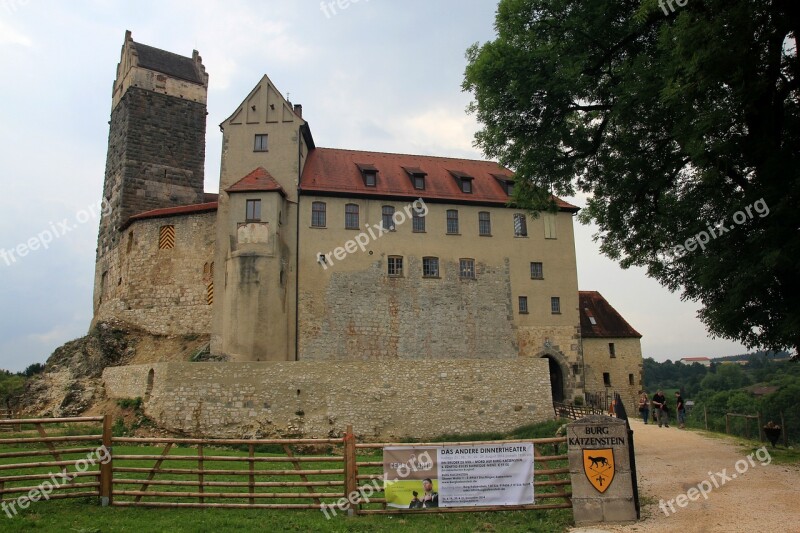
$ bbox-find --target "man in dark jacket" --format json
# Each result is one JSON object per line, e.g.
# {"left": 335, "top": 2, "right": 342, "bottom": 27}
{"left": 652, "top": 390, "right": 670, "bottom": 427}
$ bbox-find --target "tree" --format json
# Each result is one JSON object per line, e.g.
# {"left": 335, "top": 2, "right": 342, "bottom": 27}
{"left": 463, "top": 0, "right": 800, "bottom": 355}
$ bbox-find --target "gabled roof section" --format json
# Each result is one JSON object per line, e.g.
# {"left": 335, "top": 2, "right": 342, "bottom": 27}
{"left": 123, "top": 201, "right": 218, "bottom": 229}
{"left": 300, "top": 148, "right": 579, "bottom": 210}
{"left": 226, "top": 168, "right": 287, "bottom": 196}
{"left": 221, "top": 74, "right": 307, "bottom": 130}
{"left": 132, "top": 41, "right": 205, "bottom": 85}
{"left": 579, "top": 291, "right": 642, "bottom": 338}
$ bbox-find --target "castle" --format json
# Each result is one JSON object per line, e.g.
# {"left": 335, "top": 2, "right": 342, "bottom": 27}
{"left": 96, "top": 32, "right": 643, "bottom": 438}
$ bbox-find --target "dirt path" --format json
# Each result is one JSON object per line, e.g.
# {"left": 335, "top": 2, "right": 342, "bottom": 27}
{"left": 570, "top": 419, "right": 800, "bottom": 533}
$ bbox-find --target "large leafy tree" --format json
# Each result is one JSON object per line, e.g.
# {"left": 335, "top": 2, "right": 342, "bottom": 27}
{"left": 464, "top": 0, "right": 800, "bottom": 358}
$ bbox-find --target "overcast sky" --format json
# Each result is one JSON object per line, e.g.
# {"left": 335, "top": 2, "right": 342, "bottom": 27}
{"left": 0, "top": 0, "right": 750, "bottom": 372}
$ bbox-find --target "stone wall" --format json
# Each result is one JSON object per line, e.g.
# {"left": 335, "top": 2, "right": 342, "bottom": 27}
{"left": 93, "top": 211, "right": 216, "bottom": 335}
{"left": 582, "top": 337, "right": 643, "bottom": 414}
{"left": 299, "top": 257, "right": 518, "bottom": 360}
{"left": 103, "top": 359, "right": 554, "bottom": 439}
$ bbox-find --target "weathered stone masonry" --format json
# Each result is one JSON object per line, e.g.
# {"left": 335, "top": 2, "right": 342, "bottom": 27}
{"left": 103, "top": 359, "right": 554, "bottom": 439}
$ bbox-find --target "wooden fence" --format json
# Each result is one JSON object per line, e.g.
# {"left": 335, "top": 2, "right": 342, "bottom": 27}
{"left": 0, "top": 417, "right": 573, "bottom": 516}
{"left": 553, "top": 402, "right": 605, "bottom": 420}
{"left": 0, "top": 416, "right": 110, "bottom": 505}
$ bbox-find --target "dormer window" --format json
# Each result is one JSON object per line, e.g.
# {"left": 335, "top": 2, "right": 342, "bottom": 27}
{"left": 356, "top": 163, "right": 378, "bottom": 187}
{"left": 492, "top": 174, "right": 515, "bottom": 196}
{"left": 449, "top": 170, "right": 474, "bottom": 194}
{"left": 402, "top": 166, "right": 427, "bottom": 190}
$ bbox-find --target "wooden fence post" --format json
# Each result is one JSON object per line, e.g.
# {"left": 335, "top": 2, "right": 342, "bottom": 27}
{"left": 781, "top": 411, "right": 788, "bottom": 447}
{"left": 757, "top": 413, "right": 764, "bottom": 443}
{"left": 343, "top": 424, "right": 357, "bottom": 517}
{"left": 100, "top": 414, "right": 113, "bottom": 506}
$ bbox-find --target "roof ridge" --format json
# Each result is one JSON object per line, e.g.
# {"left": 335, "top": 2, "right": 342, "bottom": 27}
{"left": 315, "top": 146, "right": 509, "bottom": 167}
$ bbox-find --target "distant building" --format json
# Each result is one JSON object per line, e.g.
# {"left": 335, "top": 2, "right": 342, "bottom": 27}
{"left": 680, "top": 357, "right": 712, "bottom": 367}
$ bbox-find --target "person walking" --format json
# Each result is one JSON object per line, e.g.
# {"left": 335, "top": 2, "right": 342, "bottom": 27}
{"left": 675, "top": 391, "right": 686, "bottom": 429}
{"left": 638, "top": 391, "right": 650, "bottom": 424}
{"left": 652, "top": 389, "right": 669, "bottom": 427}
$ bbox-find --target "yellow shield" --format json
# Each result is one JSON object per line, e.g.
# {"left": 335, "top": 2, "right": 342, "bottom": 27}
{"left": 583, "top": 449, "right": 615, "bottom": 493}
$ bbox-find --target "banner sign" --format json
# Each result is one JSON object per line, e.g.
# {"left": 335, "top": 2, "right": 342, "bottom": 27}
{"left": 384, "top": 443, "right": 534, "bottom": 509}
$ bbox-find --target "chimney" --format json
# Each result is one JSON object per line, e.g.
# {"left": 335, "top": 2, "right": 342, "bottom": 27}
{"left": 294, "top": 104, "right": 303, "bottom": 118}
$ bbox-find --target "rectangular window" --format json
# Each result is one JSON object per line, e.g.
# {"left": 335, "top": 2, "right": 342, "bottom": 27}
{"left": 461, "top": 179, "right": 473, "bottom": 193}
{"left": 478, "top": 212, "right": 491, "bottom": 236}
{"left": 603, "top": 372, "right": 611, "bottom": 387}
{"left": 158, "top": 225, "right": 175, "bottom": 250}
{"left": 459, "top": 258, "right": 475, "bottom": 279}
{"left": 254, "top": 134, "right": 268, "bottom": 152}
{"left": 629, "top": 373, "right": 635, "bottom": 386}
{"left": 422, "top": 257, "right": 439, "bottom": 278}
{"left": 505, "top": 181, "right": 515, "bottom": 196}
{"left": 246, "top": 199, "right": 261, "bottom": 222}
{"left": 609, "top": 343, "right": 616, "bottom": 358}
{"left": 544, "top": 212, "right": 557, "bottom": 239}
{"left": 414, "top": 176, "right": 425, "bottom": 190}
{"left": 345, "top": 203, "right": 359, "bottom": 229}
{"left": 514, "top": 213, "right": 528, "bottom": 237}
{"left": 530, "top": 262, "right": 543, "bottom": 279}
{"left": 311, "top": 202, "right": 326, "bottom": 228}
{"left": 446, "top": 209, "right": 459, "bottom": 234}
{"left": 382, "top": 206, "right": 396, "bottom": 231}
{"left": 364, "top": 171, "right": 377, "bottom": 187}
{"left": 388, "top": 256, "right": 403, "bottom": 277}
{"left": 550, "top": 296, "right": 561, "bottom": 314}
{"left": 412, "top": 211, "right": 426, "bottom": 232}
{"left": 518, "top": 296, "right": 528, "bottom": 314}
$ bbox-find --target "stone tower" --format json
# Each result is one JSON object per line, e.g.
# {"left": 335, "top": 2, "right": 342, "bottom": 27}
{"left": 96, "top": 30, "right": 208, "bottom": 256}
{"left": 94, "top": 31, "right": 208, "bottom": 312}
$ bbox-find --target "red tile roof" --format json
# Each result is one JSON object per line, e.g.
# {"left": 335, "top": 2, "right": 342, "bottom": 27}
{"left": 579, "top": 291, "right": 642, "bottom": 338}
{"left": 300, "top": 148, "right": 579, "bottom": 210}
{"left": 226, "top": 167, "right": 286, "bottom": 196}
{"left": 124, "top": 201, "right": 218, "bottom": 228}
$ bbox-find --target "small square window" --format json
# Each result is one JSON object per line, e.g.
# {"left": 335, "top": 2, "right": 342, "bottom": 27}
{"left": 518, "top": 296, "right": 528, "bottom": 314}
{"left": 530, "top": 262, "right": 543, "bottom": 279}
{"left": 459, "top": 258, "right": 475, "bottom": 279}
{"left": 609, "top": 342, "right": 616, "bottom": 358}
{"left": 603, "top": 372, "right": 611, "bottom": 387}
{"left": 254, "top": 134, "right": 268, "bottom": 152}
{"left": 478, "top": 212, "right": 491, "bottom": 236}
{"left": 388, "top": 256, "right": 403, "bottom": 277}
{"left": 423, "top": 257, "right": 439, "bottom": 278}
{"left": 246, "top": 199, "right": 261, "bottom": 222}
{"left": 550, "top": 296, "right": 561, "bottom": 314}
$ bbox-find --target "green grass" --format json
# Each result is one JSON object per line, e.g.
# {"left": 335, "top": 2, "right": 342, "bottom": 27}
{"left": 0, "top": 420, "right": 574, "bottom": 532}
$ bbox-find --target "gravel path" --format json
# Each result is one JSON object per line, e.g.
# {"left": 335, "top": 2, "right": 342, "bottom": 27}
{"left": 570, "top": 418, "right": 800, "bottom": 533}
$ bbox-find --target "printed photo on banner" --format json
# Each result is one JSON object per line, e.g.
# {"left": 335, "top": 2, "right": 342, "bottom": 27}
{"left": 383, "top": 447, "right": 439, "bottom": 509}
{"left": 383, "top": 443, "right": 535, "bottom": 509}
